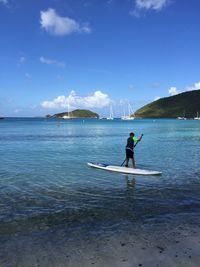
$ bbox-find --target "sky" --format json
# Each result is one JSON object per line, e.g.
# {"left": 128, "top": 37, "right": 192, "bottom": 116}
{"left": 0, "top": 0, "right": 200, "bottom": 117}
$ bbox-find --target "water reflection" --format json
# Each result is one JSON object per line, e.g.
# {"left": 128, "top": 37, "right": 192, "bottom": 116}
{"left": 124, "top": 175, "right": 136, "bottom": 189}
{"left": 124, "top": 175, "right": 136, "bottom": 203}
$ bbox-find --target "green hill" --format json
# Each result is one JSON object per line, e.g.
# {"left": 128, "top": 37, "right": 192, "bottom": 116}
{"left": 47, "top": 109, "right": 99, "bottom": 118}
{"left": 134, "top": 90, "right": 200, "bottom": 118}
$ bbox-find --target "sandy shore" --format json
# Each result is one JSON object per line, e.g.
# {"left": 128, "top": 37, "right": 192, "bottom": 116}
{"left": 0, "top": 219, "right": 200, "bottom": 267}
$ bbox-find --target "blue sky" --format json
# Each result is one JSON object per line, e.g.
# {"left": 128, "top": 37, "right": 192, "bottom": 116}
{"left": 0, "top": 0, "right": 200, "bottom": 117}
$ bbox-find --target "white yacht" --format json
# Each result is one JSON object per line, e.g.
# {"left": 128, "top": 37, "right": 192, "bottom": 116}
{"left": 107, "top": 105, "right": 114, "bottom": 120}
{"left": 177, "top": 117, "right": 187, "bottom": 120}
{"left": 177, "top": 110, "right": 186, "bottom": 120}
{"left": 63, "top": 103, "right": 72, "bottom": 119}
{"left": 194, "top": 112, "right": 200, "bottom": 120}
{"left": 121, "top": 103, "right": 135, "bottom": 120}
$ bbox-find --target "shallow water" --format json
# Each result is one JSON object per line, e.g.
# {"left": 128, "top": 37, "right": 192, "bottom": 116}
{"left": 0, "top": 118, "right": 200, "bottom": 235}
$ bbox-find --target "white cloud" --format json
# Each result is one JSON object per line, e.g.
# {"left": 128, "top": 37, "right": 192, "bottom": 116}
{"left": 40, "top": 56, "right": 65, "bottom": 68}
{"left": 107, "top": 0, "right": 113, "bottom": 5}
{"left": 128, "top": 84, "right": 135, "bottom": 90}
{"left": 19, "top": 57, "right": 26, "bottom": 64}
{"left": 25, "top": 73, "right": 31, "bottom": 79}
{"left": 186, "top": 81, "right": 200, "bottom": 91}
{"left": 135, "top": 0, "right": 169, "bottom": 10}
{"left": 129, "top": 9, "right": 141, "bottom": 17}
{"left": 168, "top": 81, "right": 200, "bottom": 97}
{"left": 41, "top": 90, "right": 111, "bottom": 109}
{"left": 40, "top": 8, "right": 91, "bottom": 36}
{"left": 154, "top": 96, "right": 161, "bottom": 101}
{"left": 14, "top": 108, "right": 22, "bottom": 113}
{"left": 168, "top": 86, "right": 179, "bottom": 96}
{"left": 0, "top": 0, "right": 8, "bottom": 5}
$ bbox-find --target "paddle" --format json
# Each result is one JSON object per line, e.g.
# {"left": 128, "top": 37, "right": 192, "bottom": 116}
{"left": 121, "top": 134, "right": 144, "bottom": 166}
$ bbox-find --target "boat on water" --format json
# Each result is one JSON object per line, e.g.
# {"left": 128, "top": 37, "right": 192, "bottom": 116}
{"left": 62, "top": 103, "right": 72, "bottom": 119}
{"left": 194, "top": 112, "right": 200, "bottom": 120}
{"left": 177, "top": 117, "right": 187, "bottom": 120}
{"left": 177, "top": 110, "right": 187, "bottom": 120}
{"left": 63, "top": 115, "right": 71, "bottom": 119}
{"left": 106, "top": 105, "right": 114, "bottom": 120}
{"left": 121, "top": 103, "right": 135, "bottom": 120}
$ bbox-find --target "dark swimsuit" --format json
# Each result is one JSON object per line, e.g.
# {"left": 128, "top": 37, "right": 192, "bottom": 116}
{"left": 126, "top": 136, "right": 138, "bottom": 159}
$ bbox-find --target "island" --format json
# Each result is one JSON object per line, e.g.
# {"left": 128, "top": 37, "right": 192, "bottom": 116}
{"left": 134, "top": 89, "right": 200, "bottom": 118}
{"left": 46, "top": 109, "right": 99, "bottom": 119}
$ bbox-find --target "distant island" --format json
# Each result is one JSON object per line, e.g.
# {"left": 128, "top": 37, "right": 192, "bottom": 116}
{"left": 46, "top": 109, "right": 99, "bottom": 119}
{"left": 134, "top": 89, "right": 200, "bottom": 118}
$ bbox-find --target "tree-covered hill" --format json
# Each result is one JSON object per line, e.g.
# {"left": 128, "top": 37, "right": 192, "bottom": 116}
{"left": 46, "top": 109, "right": 99, "bottom": 118}
{"left": 134, "top": 90, "right": 200, "bottom": 118}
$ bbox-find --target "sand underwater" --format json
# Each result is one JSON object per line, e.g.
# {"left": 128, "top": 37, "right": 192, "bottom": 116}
{"left": 1, "top": 215, "right": 200, "bottom": 267}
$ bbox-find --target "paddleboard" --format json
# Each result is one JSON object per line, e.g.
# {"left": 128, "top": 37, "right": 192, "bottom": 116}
{"left": 87, "top": 162, "right": 162, "bottom": 176}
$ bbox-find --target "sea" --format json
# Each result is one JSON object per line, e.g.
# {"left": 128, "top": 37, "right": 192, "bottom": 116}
{"left": 0, "top": 118, "right": 200, "bottom": 243}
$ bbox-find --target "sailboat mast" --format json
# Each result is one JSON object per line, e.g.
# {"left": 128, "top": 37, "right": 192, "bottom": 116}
{"left": 111, "top": 105, "right": 114, "bottom": 119}
{"left": 68, "top": 102, "right": 70, "bottom": 118}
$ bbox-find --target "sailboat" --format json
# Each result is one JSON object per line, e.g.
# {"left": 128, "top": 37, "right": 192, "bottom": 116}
{"left": 107, "top": 105, "right": 114, "bottom": 120}
{"left": 63, "top": 103, "right": 72, "bottom": 119}
{"left": 194, "top": 112, "right": 200, "bottom": 120}
{"left": 177, "top": 110, "right": 187, "bottom": 120}
{"left": 121, "top": 103, "right": 135, "bottom": 120}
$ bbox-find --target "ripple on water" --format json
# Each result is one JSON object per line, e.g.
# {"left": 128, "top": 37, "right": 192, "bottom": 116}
{"left": 0, "top": 118, "right": 200, "bottom": 234}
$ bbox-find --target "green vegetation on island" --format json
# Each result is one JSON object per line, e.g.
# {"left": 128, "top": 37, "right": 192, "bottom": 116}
{"left": 134, "top": 90, "right": 200, "bottom": 118}
{"left": 46, "top": 109, "right": 99, "bottom": 119}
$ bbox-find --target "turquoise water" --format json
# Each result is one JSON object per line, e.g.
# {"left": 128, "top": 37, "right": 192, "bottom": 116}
{"left": 0, "top": 118, "right": 200, "bottom": 234}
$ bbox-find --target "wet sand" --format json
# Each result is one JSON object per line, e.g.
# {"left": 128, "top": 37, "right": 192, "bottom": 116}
{"left": 0, "top": 220, "right": 200, "bottom": 267}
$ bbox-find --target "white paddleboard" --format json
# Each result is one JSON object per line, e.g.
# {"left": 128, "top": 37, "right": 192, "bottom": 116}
{"left": 87, "top": 162, "right": 162, "bottom": 176}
